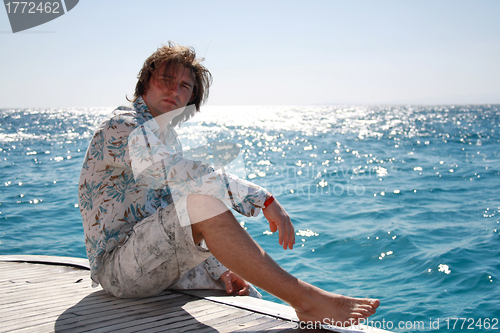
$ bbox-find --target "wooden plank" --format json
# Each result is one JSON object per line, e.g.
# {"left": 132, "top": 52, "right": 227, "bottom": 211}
{"left": 0, "top": 278, "right": 94, "bottom": 309}
{"left": 231, "top": 314, "right": 291, "bottom": 332}
{"left": 0, "top": 289, "right": 98, "bottom": 312}
{"left": 57, "top": 295, "right": 199, "bottom": 333}
{"left": 94, "top": 301, "right": 229, "bottom": 332}
{"left": 206, "top": 313, "right": 270, "bottom": 333}
{"left": 178, "top": 306, "right": 259, "bottom": 332}
{"left": 2, "top": 293, "right": 192, "bottom": 332}
{"left": 163, "top": 311, "right": 263, "bottom": 333}
{"left": 180, "top": 289, "right": 299, "bottom": 322}
{"left": 0, "top": 275, "right": 92, "bottom": 297}
{"left": 1, "top": 266, "right": 87, "bottom": 280}
{"left": 0, "top": 263, "right": 78, "bottom": 281}
{"left": 2, "top": 262, "right": 78, "bottom": 283}
{"left": 56, "top": 292, "right": 184, "bottom": 321}
{"left": 61, "top": 300, "right": 215, "bottom": 333}
{"left": 124, "top": 305, "right": 240, "bottom": 333}
{"left": 0, "top": 286, "right": 103, "bottom": 311}
{"left": 1, "top": 290, "right": 184, "bottom": 326}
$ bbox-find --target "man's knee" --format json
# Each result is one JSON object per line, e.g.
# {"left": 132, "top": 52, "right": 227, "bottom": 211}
{"left": 186, "top": 194, "right": 229, "bottom": 225}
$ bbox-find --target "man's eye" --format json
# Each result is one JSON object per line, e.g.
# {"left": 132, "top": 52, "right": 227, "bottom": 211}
{"left": 159, "top": 76, "right": 173, "bottom": 83}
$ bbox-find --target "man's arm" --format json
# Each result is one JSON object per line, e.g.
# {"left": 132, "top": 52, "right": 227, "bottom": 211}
{"left": 129, "top": 121, "right": 270, "bottom": 217}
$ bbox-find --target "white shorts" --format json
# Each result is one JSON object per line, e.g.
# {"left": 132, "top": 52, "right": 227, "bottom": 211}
{"left": 96, "top": 198, "right": 224, "bottom": 298}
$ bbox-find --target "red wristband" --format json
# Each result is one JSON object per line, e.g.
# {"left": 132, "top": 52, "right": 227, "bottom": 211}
{"left": 263, "top": 195, "right": 275, "bottom": 208}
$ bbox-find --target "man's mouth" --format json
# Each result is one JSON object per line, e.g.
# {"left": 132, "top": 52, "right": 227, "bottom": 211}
{"left": 163, "top": 98, "right": 177, "bottom": 106}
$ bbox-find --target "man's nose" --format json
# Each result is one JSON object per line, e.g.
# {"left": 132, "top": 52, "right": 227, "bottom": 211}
{"left": 167, "top": 82, "right": 180, "bottom": 96}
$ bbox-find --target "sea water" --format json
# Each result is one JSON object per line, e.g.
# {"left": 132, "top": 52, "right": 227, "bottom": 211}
{"left": 1, "top": 104, "right": 499, "bottom": 332}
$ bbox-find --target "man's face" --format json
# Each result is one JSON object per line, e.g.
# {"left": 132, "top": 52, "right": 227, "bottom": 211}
{"left": 143, "top": 64, "right": 195, "bottom": 118}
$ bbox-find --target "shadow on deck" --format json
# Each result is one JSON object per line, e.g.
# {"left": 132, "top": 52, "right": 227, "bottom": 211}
{"left": 0, "top": 255, "right": 327, "bottom": 332}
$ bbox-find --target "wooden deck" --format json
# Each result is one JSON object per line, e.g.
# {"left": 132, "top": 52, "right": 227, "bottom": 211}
{"left": 0, "top": 255, "right": 389, "bottom": 333}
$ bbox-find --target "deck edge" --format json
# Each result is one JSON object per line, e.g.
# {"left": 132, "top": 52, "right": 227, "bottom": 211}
{"left": 0, "top": 254, "right": 90, "bottom": 270}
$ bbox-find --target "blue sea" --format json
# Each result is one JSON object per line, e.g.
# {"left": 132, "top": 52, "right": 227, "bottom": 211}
{"left": 1, "top": 104, "right": 499, "bottom": 332}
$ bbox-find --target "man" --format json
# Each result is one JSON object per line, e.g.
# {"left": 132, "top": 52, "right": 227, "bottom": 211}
{"left": 79, "top": 42, "right": 379, "bottom": 327}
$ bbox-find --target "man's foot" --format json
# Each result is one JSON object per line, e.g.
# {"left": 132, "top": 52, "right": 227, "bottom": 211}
{"left": 293, "top": 282, "right": 380, "bottom": 327}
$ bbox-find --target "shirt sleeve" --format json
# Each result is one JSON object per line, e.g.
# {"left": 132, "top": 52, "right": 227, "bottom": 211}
{"left": 203, "top": 255, "right": 228, "bottom": 280}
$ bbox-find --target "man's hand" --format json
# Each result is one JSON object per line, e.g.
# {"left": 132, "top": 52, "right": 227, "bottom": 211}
{"left": 262, "top": 198, "right": 295, "bottom": 250}
{"left": 220, "top": 270, "right": 250, "bottom": 296}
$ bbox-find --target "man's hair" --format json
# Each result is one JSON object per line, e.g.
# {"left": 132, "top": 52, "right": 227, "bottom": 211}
{"left": 133, "top": 42, "right": 212, "bottom": 127}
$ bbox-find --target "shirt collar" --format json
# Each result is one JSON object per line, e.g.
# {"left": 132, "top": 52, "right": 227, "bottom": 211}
{"left": 132, "top": 96, "right": 161, "bottom": 135}
{"left": 133, "top": 96, "right": 155, "bottom": 123}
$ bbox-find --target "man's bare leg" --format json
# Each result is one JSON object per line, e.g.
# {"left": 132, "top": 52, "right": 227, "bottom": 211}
{"left": 187, "top": 194, "right": 380, "bottom": 326}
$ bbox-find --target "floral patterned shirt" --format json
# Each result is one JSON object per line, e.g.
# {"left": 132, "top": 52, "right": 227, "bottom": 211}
{"left": 79, "top": 97, "right": 268, "bottom": 285}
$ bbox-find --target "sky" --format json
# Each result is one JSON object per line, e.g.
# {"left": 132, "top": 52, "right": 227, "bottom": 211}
{"left": 1, "top": 0, "right": 499, "bottom": 108}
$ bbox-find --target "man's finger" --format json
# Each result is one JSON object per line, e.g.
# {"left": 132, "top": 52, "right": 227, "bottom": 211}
{"left": 226, "top": 282, "right": 233, "bottom": 293}
{"left": 278, "top": 220, "right": 284, "bottom": 247}
{"left": 282, "top": 220, "right": 289, "bottom": 250}
{"left": 239, "top": 284, "right": 250, "bottom": 296}
{"left": 269, "top": 220, "right": 278, "bottom": 233}
{"left": 284, "top": 220, "right": 294, "bottom": 250}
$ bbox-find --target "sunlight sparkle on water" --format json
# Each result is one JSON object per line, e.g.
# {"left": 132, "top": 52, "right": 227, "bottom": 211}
{"left": 438, "top": 264, "right": 451, "bottom": 274}
{"left": 296, "top": 230, "right": 319, "bottom": 237}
